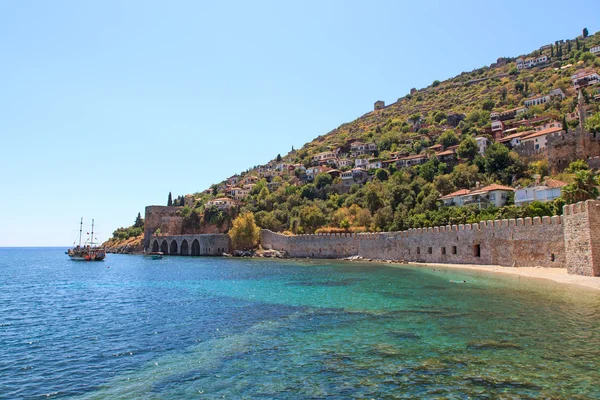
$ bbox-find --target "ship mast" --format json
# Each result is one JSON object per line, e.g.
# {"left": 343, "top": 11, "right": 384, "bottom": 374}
{"left": 91, "top": 219, "right": 95, "bottom": 246}
{"left": 79, "top": 217, "right": 83, "bottom": 247}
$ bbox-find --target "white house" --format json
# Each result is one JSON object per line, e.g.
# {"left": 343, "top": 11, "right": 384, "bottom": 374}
{"left": 516, "top": 55, "right": 549, "bottom": 70}
{"left": 354, "top": 158, "right": 369, "bottom": 168}
{"left": 366, "top": 160, "right": 383, "bottom": 170}
{"left": 491, "top": 120, "right": 504, "bottom": 133}
{"left": 591, "top": 46, "right": 600, "bottom": 56}
{"left": 498, "top": 130, "right": 535, "bottom": 148}
{"left": 475, "top": 136, "right": 490, "bottom": 155}
{"left": 350, "top": 142, "right": 377, "bottom": 156}
{"left": 520, "top": 126, "right": 564, "bottom": 150}
{"left": 514, "top": 179, "right": 566, "bottom": 205}
{"left": 313, "top": 151, "right": 338, "bottom": 163}
{"left": 572, "top": 69, "right": 600, "bottom": 90}
{"left": 396, "top": 153, "right": 428, "bottom": 167}
{"left": 338, "top": 158, "right": 354, "bottom": 168}
{"left": 206, "top": 197, "right": 237, "bottom": 210}
{"left": 462, "top": 184, "right": 515, "bottom": 208}
{"left": 341, "top": 168, "right": 369, "bottom": 187}
{"left": 523, "top": 88, "right": 565, "bottom": 107}
{"left": 440, "top": 189, "right": 470, "bottom": 206}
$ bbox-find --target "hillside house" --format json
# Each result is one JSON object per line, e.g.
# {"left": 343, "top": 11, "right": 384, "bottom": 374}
{"left": 491, "top": 107, "right": 528, "bottom": 122}
{"left": 367, "top": 160, "right": 383, "bottom": 170}
{"left": 396, "top": 153, "right": 428, "bottom": 167}
{"left": 374, "top": 100, "right": 385, "bottom": 111}
{"left": 233, "top": 189, "right": 249, "bottom": 201}
{"left": 244, "top": 176, "right": 259, "bottom": 185}
{"left": 520, "top": 126, "right": 564, "bottom": 150}
{"left": 351, "top": 142, "right": 377, "bottom": 156}
{"left": 341, "top": 168, "right": 369, "bottom": 187}
{"left": 206, "top": 198, "right": 237, "bottom": 210}
{"left": 306, "top": 165, "right": 329, "bottom": 181}
{"left": 326, "top": 169, "right": 341, "bottom": 179}
{"left": 498, "top": 130, "right": 535, "bottom": 148}
{"left": 462, "top": 184, "right": 515, "bottom": 208}
{"left": 523, "top": 88, "right": 565, "bottom": 107}
{"left": 440, "top": 189, "right": 470, "bottom": 206}
{"left": 514, "top": 179, "right": 566, "bottom": 205}
{"left": 435, "top": 149, "right": 456, "bottom": 163}
{"left": 338, "top": 158, "right": 354, "bottom": 168}
{"left": 355, "top": 158, "right": 369, "bottom": 168}
{"left": 516, "top": 55, "right": 549, "bottom": 70}
{"left": 227, "top": 175, "right": 240, "bottom": 185}
{"left": 475, "top": 137, "right": 490, "bottom": 155}
{"left": 572, "top": 69, "right": 600, "bottom": 90}
{"left": 313, "top": 151, "right": 338, "bottom": 164}
{"left": 591, "top": 46, "right": 600, "bottom": 56}
{"left": 491, "top": 120, "right": 504, "bottom": 135}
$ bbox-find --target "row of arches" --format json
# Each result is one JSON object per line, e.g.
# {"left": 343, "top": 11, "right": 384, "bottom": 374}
{"left": 151, "top": 239, "right": 202, "bottom": 256}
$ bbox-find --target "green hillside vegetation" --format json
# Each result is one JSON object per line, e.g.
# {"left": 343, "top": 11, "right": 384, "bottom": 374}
{"left": 116, "top": 30, "right": 600, "bottom": 239}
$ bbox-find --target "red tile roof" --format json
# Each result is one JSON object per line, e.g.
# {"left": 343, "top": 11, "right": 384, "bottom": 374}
{"left": 474, "top": 184, "right": 515, "bottom": 193}
{"left": 521, "top": 126, "right": 563, "bottom": 140}
{"left": 440, "top": 189, "right": 470, "bottom": 200}
{"left": 545, "top": 179, "right": 567, "bottom": 188}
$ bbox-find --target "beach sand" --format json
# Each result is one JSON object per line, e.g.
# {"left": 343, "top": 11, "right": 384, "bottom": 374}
{"left": 404, "top": 262, "right": 600, "bottom": 291}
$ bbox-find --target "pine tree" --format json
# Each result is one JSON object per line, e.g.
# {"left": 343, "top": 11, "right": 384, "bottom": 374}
{"left": 562, "top": 115, "right": 568, "bottom": 133}
{"left": 576, "top": 37, "right": 580, "bottom": 51}
{"left": 276, "top": 154, "right": 282, "bottom": 162}
{"left": 565, "top": 41, "right": 570, "bottom": 54}
{"left": 524, "top": 80, "right": 528, "bottom": 93}
{"left": 168, "top": 192, "right": 173, "bottom": 206}
{"left": 134, "top": 212, "right": 143, "bottom": 228}
{"left": 550, "top": 44, "right": 554, "bottom": 57}
{"left": 583, "top": 28, "right": 589, "bottom": 38}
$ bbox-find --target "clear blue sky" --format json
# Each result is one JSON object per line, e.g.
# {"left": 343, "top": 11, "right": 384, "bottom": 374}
{"left": 0, "top": 0, "right": 597, "bottom": 246}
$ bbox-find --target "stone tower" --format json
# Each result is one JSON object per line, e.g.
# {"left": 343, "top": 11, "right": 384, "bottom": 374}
{"left": 578, "top": 89, "right": 587, "bottom": 129}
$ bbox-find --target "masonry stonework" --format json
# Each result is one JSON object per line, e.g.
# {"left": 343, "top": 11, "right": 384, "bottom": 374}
{"left": 261, "top": 200, "right": 600, "bottom": 276}
{"left": 563, "top": 200, "right": 600, "bottom": 276}
{"left": 147, "top": 234, "right": 230, "bottom": 256}
{"left": 144, "top": 206, "right": 184, "bottom": 248}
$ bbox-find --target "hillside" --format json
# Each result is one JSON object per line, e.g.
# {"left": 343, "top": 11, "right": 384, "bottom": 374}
{"left": 114, "top": 29, "right": 600, "bottom": 242}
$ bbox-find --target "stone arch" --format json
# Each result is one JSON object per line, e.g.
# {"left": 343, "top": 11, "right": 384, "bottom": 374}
{"left": 160, "top": 240, "right": 168, "bottom": 254}
{"left": 180, "top": 239, "right": 189, "bottom": 256}
{"left": 152, "top": 240, "right": 159, "bottom": 252}
{"left": 170, "top": 240, "right": 178, "bottom": 255}
{"left": 191, "top": 239, "right": 200, "bottom": 256}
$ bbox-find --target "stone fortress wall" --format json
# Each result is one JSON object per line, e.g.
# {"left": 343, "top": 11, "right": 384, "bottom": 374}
{"left": 261, "top": 200, "right": 600, "bottom": 277}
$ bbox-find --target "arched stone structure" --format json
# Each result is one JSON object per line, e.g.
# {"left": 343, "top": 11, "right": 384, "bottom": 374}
{"left": 146, "top": 234, "right": 230, "bottom": 256}
{"left": 191, "top": 239, "right": 200, "bottom": 256}
{"left": 180, "top": 239, "right": 189, "bottom": 255}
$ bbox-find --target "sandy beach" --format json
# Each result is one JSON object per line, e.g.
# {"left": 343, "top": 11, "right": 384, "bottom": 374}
{"left": 403, "top": 262, "right": 600, "bottom": 291}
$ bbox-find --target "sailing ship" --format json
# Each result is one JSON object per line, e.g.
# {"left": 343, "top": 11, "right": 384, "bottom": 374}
{"left": 67, "top": 218, "right": 106, "bottom": 261}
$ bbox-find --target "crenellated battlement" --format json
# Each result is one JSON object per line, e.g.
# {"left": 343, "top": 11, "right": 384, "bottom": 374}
{"left": 563, "top": 199, "right": 600, "bottom": 215}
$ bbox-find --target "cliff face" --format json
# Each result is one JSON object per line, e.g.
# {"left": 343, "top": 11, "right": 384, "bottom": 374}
{"left": 103, "top": 236, "right": 144, "bottom": 254}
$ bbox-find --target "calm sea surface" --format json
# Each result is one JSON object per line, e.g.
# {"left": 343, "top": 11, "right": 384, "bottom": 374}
{"left": 1, "top": 248, "right": 599, "bottom": 399}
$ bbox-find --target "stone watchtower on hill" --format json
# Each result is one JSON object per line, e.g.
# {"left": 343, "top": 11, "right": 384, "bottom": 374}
{"left": 577, "top": 89, "right": 587, "bottom": 129}
{"left": 374, "top": 100, "right": 385, "bottom": 111}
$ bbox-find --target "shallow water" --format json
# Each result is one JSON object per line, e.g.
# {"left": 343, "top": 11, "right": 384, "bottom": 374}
{"left": 1, "top": 248, "right": 598, "bottom": 398}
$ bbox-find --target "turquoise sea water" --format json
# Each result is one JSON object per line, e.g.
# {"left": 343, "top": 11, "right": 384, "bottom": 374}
{"left": 1, "top": 248, "right": 599, "bottom": 399}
